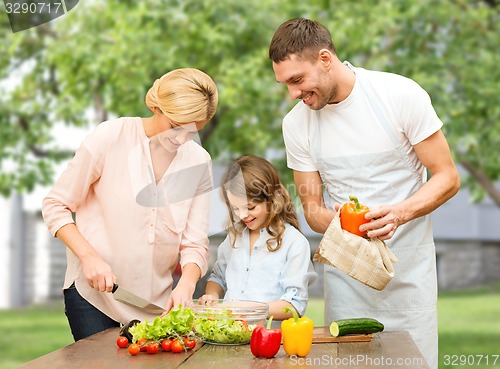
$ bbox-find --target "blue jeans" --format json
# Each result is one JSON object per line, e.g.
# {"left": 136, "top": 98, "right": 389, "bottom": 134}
{"left": 63, "top": 283, "right": 120, "bottom": 341}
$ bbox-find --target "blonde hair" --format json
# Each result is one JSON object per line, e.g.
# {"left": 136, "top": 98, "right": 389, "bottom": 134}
{"left": 145, "top": 68, "right": 218, "bottom": 124}
{"left": 222, "top": 155, "right": 300, "bottom": 251}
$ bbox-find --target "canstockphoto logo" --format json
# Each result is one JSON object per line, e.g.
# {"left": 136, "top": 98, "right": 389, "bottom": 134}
{"left": 3, "top": 0, "right": 79, "bottom": 33}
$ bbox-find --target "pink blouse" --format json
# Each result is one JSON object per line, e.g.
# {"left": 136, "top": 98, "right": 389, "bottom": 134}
{"left": 42, "top": 117, "right": 212, "bottom": 323}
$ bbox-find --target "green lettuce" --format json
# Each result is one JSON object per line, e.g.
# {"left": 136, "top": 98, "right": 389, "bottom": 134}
{"left": 128, "top": 305, "right": 195, "bottom": 342}
{"left": 193, "top": 309, "right": 255, "bottom": 344}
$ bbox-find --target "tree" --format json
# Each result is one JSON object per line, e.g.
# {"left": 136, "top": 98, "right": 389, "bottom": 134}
{"left": 1, "top": 0, "right": 499, "bottom": 205}
{"left": 367, "top": 0, "right": 499, "bottom": 205}
{"left": 0, "top": 0, "right": 308, "bottom": 195}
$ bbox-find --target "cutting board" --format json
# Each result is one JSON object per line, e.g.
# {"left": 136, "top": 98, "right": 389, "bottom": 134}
{"left": 279, "top": 326, "right": 373, "bottom": 344}
{"left": 312, "top": 326, "right": 372, "bottom": 343}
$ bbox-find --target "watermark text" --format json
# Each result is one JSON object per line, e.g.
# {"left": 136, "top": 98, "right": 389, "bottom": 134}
{"left": 289, "top": 354, "right": 424, "bottom": 367}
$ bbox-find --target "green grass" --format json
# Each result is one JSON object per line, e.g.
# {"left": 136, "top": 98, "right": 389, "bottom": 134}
{"left": 0, "top": 302, "right": 73, "bottom": 369}
{"left": 1, "top": 284, "right": 499, "bottom": 369}
{"left": 437, "top": 284, "right": 500, "bottom": 369}
{"left": 304, "top": 297, "right": 325, "bottom": 326}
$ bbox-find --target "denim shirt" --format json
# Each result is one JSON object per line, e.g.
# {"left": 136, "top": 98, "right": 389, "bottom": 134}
{"left": 207, "top": 223, "right": 317, "bottom": 316}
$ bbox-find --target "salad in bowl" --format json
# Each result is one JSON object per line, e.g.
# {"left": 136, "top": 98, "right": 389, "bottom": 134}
{"left": 187, "top": 300, "right": 269, "bottom": 345}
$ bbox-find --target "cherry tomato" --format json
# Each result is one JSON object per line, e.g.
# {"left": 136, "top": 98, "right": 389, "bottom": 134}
{"left": 128, "top": 343, "right": 140, "bottom": 356}
{"left": 183, "top": 337, "right": 196, "bottom": 350}
{"left": 146, "top": 342, "right": 159, "bottom": 354}
{"left": 171, "top": 339, "right": 184, "bottom": 353}
{"left": 116, "top": 336, "right": 129, "bottom": 348}
{"left": 137, "top": 338, "right": 148, "bottom": 352}
{"left": 161, "top": 339, "right": 172, "bottom": 352}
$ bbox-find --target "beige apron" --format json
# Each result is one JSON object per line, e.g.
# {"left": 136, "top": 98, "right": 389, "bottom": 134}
{"left": 315, "top": 65, "right": 437, "bottom": 369}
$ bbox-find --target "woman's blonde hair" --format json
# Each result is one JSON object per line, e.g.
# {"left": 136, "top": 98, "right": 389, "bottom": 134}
{"left": 145, "top": 68, "right": 218, "bottom": 125}
{"left": 222, "top": 155, "right": 300, "bottom": 251}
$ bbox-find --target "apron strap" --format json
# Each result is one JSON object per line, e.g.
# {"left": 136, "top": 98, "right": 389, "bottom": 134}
{"left": 349, "top": 64, "right": 401, "bottom": 148}
{"left": 313, "top": 62, "right": 421, "bottom": 181}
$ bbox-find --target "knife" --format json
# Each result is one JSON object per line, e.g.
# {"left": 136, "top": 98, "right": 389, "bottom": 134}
{"left": 112, "top": 284, "right": 165, "bottom": 315}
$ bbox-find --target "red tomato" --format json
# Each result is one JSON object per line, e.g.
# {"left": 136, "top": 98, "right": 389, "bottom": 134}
{"left": 116, "top": 336, "right": 129, "bottom": 348}
{"left": 128, "top": 343, "right": 140, "bottom": 356}
{"left": 183, "top": 337, "right": 196, "bottom": 350}
{"left": 171, "top": 339, "right": 184, "bottom": 353}
{"left": 146, "top": 342, "right": 159, "bottom": 354}
{"left": 137, "top": 338, "right": 148, "bottom": 352}
{"left": 161, "top": 339, "right": 172, "bottom": 352}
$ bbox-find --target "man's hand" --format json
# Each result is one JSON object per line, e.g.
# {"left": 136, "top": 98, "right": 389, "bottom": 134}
{"left": 361, "top": 204, "right": 406, "bottom": 241}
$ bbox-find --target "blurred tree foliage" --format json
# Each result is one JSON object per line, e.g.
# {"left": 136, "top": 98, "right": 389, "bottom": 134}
{"left": 0, "top": 0, "right": 498, "bottom": 205}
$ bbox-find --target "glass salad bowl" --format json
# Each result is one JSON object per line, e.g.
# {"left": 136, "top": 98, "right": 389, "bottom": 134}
{"left": 186, "top": 299, "right": 269, "bottom": 345}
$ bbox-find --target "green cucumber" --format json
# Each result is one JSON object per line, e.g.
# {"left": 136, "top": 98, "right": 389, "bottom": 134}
{"left": 329, "top": 318, "right": 384, "bottom": 337}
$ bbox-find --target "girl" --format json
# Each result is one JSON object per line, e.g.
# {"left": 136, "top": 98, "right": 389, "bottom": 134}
{"left": 200, "top": 155, "right": 317, "bottom": 320}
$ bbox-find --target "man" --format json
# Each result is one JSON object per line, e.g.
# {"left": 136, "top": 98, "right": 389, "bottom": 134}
{"left": 269, "top": 18, "right": 460, "bottom": 369}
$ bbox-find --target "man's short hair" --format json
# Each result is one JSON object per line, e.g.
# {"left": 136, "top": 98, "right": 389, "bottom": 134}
{"left": 269, "top": 18, "right": 336, "bottom": 62}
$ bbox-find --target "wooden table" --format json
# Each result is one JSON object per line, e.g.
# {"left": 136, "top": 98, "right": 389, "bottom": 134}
{"left": 16, "top": 327, "right": 429, "bottom": 369}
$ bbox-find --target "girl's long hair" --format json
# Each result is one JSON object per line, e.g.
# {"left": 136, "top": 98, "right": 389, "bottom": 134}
{"left": 221, "top": 155, "right": 300, "bottom": 251}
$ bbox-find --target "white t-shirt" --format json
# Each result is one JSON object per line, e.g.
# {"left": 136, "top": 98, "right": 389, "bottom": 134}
{"left": 283, "top": 63, "right": 443, "bottom": 177}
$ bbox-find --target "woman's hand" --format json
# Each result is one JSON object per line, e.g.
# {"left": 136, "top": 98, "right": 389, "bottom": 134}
{"left": 163, "top": 263, "right": 201, "bottom": 313}
{"left": 80, "top": 253, "right": 116, "bottom": 292}
{"left": 164, "top": 283, "right": 195, "bottom": 313}
{"left": 53, "top": 223, "right": 116, "bottom": 292}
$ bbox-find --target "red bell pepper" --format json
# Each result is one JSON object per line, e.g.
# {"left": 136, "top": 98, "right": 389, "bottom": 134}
{"left": 250, "top": 316, "right": 282, "bottom": 358}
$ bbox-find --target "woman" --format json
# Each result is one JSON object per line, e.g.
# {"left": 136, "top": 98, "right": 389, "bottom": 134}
{"left": 42, "top": 68, "right": 218, "bottom": 341}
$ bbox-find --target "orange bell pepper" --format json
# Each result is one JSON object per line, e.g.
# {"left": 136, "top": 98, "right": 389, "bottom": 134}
{"left": 340, "top": 195, "right": 370, "bottom": 237}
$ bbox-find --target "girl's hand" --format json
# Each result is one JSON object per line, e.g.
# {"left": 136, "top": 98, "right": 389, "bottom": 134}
{"left": 198, "top": 294, "right": 219, "bottom": 306}
{"left": 80, "top": 254, "right": 116, "bottom": 292}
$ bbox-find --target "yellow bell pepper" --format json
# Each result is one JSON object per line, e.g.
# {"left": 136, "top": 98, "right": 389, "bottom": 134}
{"left": 281, "top": 306, "right": 314, "bottom": 357}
